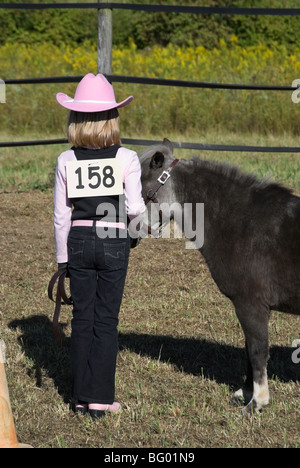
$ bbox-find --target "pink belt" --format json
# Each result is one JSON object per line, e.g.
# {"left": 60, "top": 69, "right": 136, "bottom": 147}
{"left": 72, "top": 220, "right": 126, "bottom": 230}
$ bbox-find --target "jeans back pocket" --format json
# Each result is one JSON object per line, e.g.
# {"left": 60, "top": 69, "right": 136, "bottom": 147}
{"left": 103, "top": 242, "right": 127, "bottom": 270}
{"left": 68, "top": 238, "right": 84, "bottom": 266}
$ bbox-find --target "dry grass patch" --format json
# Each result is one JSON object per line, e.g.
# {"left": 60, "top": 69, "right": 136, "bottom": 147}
{"left": 0, "top": 190, "right": 299, "bottom": 448}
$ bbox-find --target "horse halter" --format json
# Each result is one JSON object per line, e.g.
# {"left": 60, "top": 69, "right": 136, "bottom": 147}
{"left": 145, "top": 158, "right": 180, "bottom": 236}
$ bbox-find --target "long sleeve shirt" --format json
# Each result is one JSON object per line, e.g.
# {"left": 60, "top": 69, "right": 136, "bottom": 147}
{"left": 54, "top": 146, "right": 146, "bottom": 263}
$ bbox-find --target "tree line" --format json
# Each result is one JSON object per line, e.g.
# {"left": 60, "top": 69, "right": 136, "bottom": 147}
{"left": 0, "top": 0, "right": 299, "bottom": 50}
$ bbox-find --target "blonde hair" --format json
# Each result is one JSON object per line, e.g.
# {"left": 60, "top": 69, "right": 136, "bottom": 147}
{"left": 67, "top": 109, "right": 121, "bottom": 148}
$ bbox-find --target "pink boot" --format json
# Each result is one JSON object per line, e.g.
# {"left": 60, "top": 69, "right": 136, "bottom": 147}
{"left": 88, "top": 402, "right": 121, "bottom": 420}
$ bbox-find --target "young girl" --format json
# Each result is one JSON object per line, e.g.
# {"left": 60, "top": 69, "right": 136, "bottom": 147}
{"left": 54, "top": 73, "right": 145, "bottom": 419}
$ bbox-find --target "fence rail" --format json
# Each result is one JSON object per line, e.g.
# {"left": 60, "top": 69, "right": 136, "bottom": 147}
{"left": 1, "top": 3, "right": 300, "bottom": 16}
{"left": 1, "top": 2, "right": 300, "bottom": 152}
{"left": 1, "top": 138, "right": 300, "bottom": 154}
{"left": 4, "top": 75, "right": 298, "bottom": 92}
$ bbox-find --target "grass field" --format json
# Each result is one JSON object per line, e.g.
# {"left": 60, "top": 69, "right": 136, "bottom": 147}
{"left": 0, "top": 131, "right": 299, "bottom": 191}
{"left": 0, "top": 136, "right": 299, "bottom": 448}
{"left": 1, "top": 40, "right": 300, "bottom": 136}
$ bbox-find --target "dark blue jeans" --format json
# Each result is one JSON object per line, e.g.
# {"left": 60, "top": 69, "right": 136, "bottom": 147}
{"left": 67, "top": 225, "right": 130, "bottom": 405}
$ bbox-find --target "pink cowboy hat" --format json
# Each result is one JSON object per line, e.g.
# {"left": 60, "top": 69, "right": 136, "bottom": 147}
{"left": 56, "top": 73, "right": 133, "bottom": 113}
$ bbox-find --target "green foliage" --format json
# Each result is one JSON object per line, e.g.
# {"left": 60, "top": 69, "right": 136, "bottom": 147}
{"left": 0, "top": 0, "right": 299, "bottom": 49}
{"left": 0, "top": 3, "right": 98, "bottom": 46}
{"left": 113, "top": 0, "right": 300, "bottom": 50}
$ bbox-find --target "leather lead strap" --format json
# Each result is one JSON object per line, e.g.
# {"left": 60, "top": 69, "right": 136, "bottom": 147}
{"left": 48, "top": 269, "right": 73, "bottom": 347}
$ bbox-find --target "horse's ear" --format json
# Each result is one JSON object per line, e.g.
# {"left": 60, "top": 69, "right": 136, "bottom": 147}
{"left": 150, "top": 151, "right": 164, "bottom": 169}
{"left": 163, "top": 138, "right": 173, "bottom": 153}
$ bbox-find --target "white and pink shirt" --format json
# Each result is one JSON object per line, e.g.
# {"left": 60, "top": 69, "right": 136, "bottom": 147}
{"left": 54, "top": 146, "right": 146, "bottom": 263}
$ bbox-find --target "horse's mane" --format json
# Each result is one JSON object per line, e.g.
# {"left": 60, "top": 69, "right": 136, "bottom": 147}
{"left": 190, "top": 157, "right": 293, "bottom": 198}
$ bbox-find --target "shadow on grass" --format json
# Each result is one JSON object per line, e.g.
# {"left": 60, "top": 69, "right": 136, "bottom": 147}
{"left": 119, "top": 332, "right": 300, "bottom": 389}
{"left": 8, "top": 315, "right": 300, "bottom": 404}
{"left": 9, "top": 315, "right": 72, "bottom": 403}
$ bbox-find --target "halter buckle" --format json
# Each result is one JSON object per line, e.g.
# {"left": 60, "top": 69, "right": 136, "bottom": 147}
{"left": 157, "top": 170, "right": 171, "bottom": 185}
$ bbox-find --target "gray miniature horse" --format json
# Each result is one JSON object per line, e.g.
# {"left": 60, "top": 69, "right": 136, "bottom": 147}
{"left": 139, "top": 139, "right": 300, "bottom": 413}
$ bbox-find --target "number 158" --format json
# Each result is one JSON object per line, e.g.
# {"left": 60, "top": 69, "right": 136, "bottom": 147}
{"left": 75, "top": 165, "right": 115, "bottom": 190}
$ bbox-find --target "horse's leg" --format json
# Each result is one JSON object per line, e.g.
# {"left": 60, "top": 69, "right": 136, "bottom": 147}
{"left": 234, "top": 302, "right": 270, "bottom": 413}
{"left": 232, "top": 341, "right": 254, "bottom": 406}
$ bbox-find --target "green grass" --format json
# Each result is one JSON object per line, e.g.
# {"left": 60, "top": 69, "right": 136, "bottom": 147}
{"left": 2, "top": 40, "right": 300, "bottom": 137}
{"left": 0, "top": 131, "right": 299, "bottom": 191}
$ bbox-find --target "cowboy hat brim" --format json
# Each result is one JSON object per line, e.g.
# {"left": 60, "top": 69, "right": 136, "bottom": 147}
{"left": 56, "top": 92, "right": 133, "bottom": 113}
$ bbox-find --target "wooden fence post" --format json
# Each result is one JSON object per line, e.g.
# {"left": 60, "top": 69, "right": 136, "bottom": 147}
{"left": 97, "top": 0, "right": 113, "bottom": 75}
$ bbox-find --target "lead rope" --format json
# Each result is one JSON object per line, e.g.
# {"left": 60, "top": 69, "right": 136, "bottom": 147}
{"left": 48, "top": 269, "right": 73, "bottom": 347}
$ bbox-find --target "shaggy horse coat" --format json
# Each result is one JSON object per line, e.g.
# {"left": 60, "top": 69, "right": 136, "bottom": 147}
{"left": 140, "top": 139, "right": 300, "bottom": 413}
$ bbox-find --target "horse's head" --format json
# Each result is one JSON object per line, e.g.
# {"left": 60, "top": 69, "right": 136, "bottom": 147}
{"left": 139, "top": 138, "right": 178, "bottom": 206}
{"left": 136, "top": 139, "right": 181, "bottom": 239}
{"left": 138, "top": 139, "right": 204, "bottom": 249}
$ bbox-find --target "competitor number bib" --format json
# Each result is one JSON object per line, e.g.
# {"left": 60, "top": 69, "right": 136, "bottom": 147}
{"left": 66, "top": 158, "right": 123, "bottom": 198}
